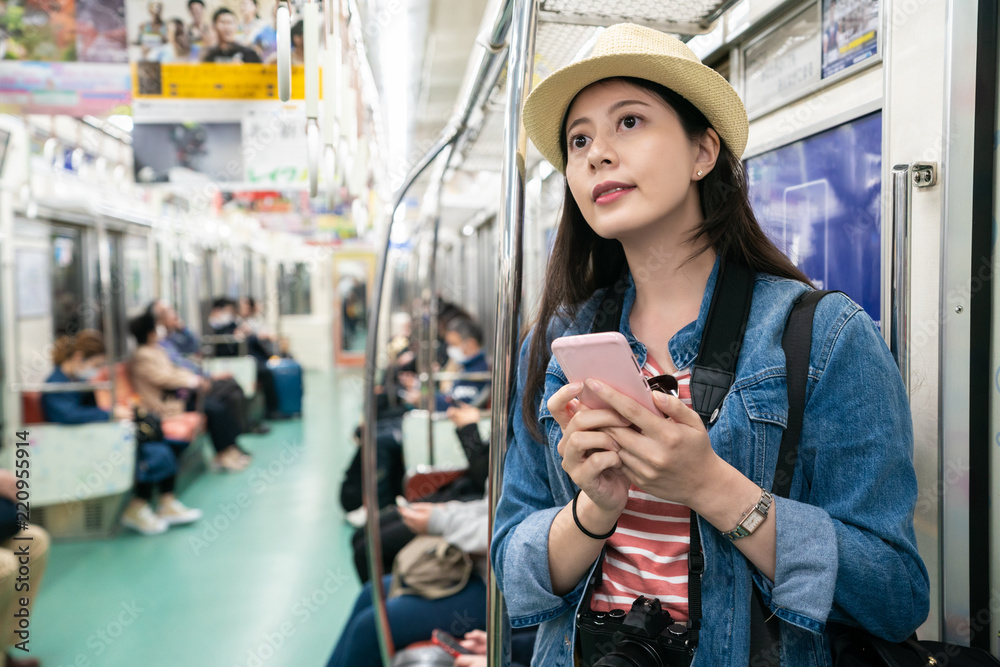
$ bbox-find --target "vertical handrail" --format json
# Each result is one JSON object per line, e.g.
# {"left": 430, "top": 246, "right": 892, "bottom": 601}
{"left": 890, "top": 164, "right": 910, "bottom": 392}
{"left": 363, "top": 128, "right": 458, "bottom": 667}
{"left": 96, "top": 217, "right": 118, "bottom": 414}
{"left": 487, "top": 0, "right": 539, "bottom": 665}
{"left": 423, "top": 149, "right": 451, "bottom": 467}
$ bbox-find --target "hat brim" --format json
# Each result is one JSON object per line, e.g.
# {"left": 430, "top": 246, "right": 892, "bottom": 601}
{"left": 523, "top": 52, "right": 749, "bottom": 172}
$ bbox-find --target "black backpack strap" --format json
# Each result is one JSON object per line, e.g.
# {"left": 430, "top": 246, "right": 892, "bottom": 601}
{"left": 749, "top": 289, "right": 838, "bottom": 667}
{"left": 772, "top": 290, "right": 838, "bottom": 498}
{"left": 690, "top": 261, "right": 755, "bottom": 425}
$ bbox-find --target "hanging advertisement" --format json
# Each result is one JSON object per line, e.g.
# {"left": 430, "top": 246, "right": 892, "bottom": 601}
{"left": 742, "top": 4, "right": 821, "bottom": 117}
{"left": 746, "top": 111, "right": 882, "bottom": 326}
{"left": 0, "top": 61, "right": 131, "bottom": 115}
{"left": 124, "top": 0, "right": 282, "bottom": 64}
{"left": 1, "top": 0, "right": 77, "bottom": 61}
{"left": 76, "top": 0, "right": 128, "bottom": 63}
{"left": 821, "top": 0, "right": 879, "bottom": 78}
{"left": 132, "top": 120, "right": 243, "bottom": 183}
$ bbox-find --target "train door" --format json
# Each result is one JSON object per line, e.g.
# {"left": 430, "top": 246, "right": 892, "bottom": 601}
{"left": 882, "top": 0, "right": 995, "bottom": 649}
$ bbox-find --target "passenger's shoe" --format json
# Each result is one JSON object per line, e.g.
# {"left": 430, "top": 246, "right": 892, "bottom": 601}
{"left": 345, "top": 507, "right": 368, "bottom": 528}
{"left": 211, "top": 448, "right": 250, "bottom": 472}
{"left": 120, "top": 503, "right": 168, "bottom": 536}
{"left": 250, "top": 422, "right": 271, "bottom": 435}
{"left": 6, "top": 652, "right": 41, "bottom": 667}
{"left": 157, "top": 498, "right": 203, "bottom": 526}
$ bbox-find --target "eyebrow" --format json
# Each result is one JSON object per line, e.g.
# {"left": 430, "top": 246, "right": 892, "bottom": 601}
{"left": 565, "top": 99, "right": 653, "bottom": 136}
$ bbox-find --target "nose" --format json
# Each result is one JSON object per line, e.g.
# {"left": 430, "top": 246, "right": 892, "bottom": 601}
{"left": 587, "top": 131, "right": 617, "bottom": 171}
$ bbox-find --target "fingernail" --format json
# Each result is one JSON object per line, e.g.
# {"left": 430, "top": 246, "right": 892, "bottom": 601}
{"left": 586, "top": 379, "right": 603, "bottom": 391}
{"left": 568, "top": 381, "right": 583, "bottom": 392}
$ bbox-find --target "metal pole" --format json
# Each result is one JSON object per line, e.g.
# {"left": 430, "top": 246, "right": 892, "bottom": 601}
{"left": 487, "top": 0, "right": 538, "bottom": 665}
{"left": 362, "top": 128, "right": 457, "bottom": 667}
{"left": 423, "top": 146, "right": 452, "bottom": 467}
{"left": 96, "top": 217, "right": 118, "bottom": 415}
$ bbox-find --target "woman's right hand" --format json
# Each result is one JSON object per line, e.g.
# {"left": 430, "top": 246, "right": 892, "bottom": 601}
{"left": 548, "top": 382, "right": 631, "bottom": 516}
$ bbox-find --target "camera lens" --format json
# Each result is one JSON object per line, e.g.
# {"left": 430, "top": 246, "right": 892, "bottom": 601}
{"left": 592, "top": 640, "right": 664, "bottom": 667}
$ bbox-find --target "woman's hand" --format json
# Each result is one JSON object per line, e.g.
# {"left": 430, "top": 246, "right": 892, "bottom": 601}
{"left": 457, "top": 629, "right": 487, "bottom": 654}
{"left": 548, "top": 382, "right": 631, "bottom": 517}
{"left": 398, "top": 503, "right": 436, "bottom": 534}
{"left": 583, "top": 379, "right": 728, "bottom": 509}
{"left": 446, "top": 403, "right": 480, "bottom": 428}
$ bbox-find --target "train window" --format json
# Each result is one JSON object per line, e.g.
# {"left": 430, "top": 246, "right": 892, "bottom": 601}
{"left": 51, "top": 225, "right": 85, "bottom": 337}
{"left": 123, "top": 235, "right": 153, "bottom": 312}
{"left": 278, "top": 263, "right": 311, "bottom": 315}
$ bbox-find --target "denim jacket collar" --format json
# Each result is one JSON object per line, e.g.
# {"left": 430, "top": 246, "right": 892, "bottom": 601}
{"left": 616, "top": 253, "right": 721, "bottom": 372}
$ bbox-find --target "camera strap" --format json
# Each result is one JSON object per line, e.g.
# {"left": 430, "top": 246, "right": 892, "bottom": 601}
{"left": 587, "top": 256, "right": 755, "bottom": 645}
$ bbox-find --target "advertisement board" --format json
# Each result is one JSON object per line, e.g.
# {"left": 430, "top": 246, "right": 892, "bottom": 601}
{"left": 746, "top": 111, "right": 883, "bottom": 326}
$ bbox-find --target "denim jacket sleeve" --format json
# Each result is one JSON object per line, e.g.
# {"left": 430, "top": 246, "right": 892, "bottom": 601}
{"left": 755, "top": 294, "right": 929, "bottom": 641}
{"left": 490, "top": 334, "right": 590, "bottom": 628}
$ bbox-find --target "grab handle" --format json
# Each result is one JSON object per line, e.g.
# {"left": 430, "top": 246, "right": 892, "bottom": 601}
{"left": 889, "top": 164, "right": 910, "bottom": 391}
{"left": 276, "top": 1, "right": 292, "bottom": 101}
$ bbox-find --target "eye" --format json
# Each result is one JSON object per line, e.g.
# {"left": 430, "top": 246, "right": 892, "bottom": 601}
{"left": 620, "top": 114, "right": 640, "bottom": 130}
{"left": 569, "top": 134, "right": 590, "bottom": 151}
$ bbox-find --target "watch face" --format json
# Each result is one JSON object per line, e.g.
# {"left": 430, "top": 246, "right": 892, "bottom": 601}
{"left": 743, "top": 509, "right": 766, "bottom": 533}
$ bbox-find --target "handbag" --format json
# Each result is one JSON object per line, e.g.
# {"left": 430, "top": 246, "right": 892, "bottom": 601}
{"left": 388, "top": 534, "right": 473, "bottom": 600}
{"left": 133, "top": 407, "right": 165, "bottom": 444}
{"left": 751, "top": 291, "right": 1000, "bottom": 667}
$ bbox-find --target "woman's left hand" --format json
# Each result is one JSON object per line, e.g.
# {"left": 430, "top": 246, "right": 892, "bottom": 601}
{"left": 399, "top": 503, "right": 436, "bottom": 534}
{"left": 584, "top": 379, "right": 727, "bottom": 509}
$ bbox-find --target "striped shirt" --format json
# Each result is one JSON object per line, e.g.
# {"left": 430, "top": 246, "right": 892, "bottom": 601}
{"left": 590, "top": 357, "right": 693, "bottom": 622}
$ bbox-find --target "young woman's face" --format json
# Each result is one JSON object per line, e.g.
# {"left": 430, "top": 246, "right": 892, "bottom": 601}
{"left": 563, "top": 80, "right": 703, "bottom": 241}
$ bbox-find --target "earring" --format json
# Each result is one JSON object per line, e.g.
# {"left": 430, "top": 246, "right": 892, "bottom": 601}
{"left": 697, "top": 170, "right": 703, "bottom": 177}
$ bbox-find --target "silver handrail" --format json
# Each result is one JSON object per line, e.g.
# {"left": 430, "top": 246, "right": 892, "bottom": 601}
{"left": 13, "top": 382, "right": 113, "bottom": 394}
{"left": 890, "top": 164, "right": 910, "bottom": 392}
{"left": 487, "top": 0, "right": 539, "bottom": 665}
{"left": 363, "top": 129, "right": 458, "bottom": 667}
{"left": 361, "top": 1, "right": 514, "bottom": 664}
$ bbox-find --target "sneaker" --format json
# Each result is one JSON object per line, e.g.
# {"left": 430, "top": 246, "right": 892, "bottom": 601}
{"left": 345, "top": 506, "right": 368, "bottom": 528}
{"left": 211, "top": 448, "right": 250, "bottom": 472}
{"left": 157, "top": 497, "right": 203, "bottom": 526}
{"left": 121, "top": 503, "right": 168, "bottom": 536}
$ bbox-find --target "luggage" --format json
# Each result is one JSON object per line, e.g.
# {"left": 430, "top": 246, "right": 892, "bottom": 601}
{"left": 266, "top": 357, "right": 303, "bottom": 416}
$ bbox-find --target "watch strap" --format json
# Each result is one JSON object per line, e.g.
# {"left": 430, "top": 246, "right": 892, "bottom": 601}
{"left": 722, "top": 488, "right": 773, "bottom": 541}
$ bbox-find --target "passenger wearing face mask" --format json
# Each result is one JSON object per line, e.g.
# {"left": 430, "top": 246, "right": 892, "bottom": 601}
{"left": 433, "top": 318, "right": 490, "bottom": 412}
{"left": 42, "top": 331, "right": 132, "bottom": 424}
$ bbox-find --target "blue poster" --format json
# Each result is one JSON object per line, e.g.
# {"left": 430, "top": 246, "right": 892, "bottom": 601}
{"left": 746, "top": 110, "right": 882, "bottom": 327}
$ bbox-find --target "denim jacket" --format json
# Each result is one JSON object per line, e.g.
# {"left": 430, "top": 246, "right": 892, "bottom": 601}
{"left": 491, "top": 258, "right": 929, "bottom": 666}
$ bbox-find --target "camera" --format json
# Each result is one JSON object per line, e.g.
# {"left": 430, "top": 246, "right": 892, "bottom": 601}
{"left": 577, "top": 596, "right": 695, "bottom": 667}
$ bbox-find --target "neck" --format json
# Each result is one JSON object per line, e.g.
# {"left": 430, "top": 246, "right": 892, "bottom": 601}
{"left": 59, "top": 361, "right": 75, "bottom": 377}
{"left": 619, "top": 188, "right": 715, "bottom": 317}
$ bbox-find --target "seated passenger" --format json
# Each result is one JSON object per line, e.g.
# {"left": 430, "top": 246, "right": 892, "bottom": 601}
{"left": 433, "top": 317, "right": 490, "bottom": 412}
{"left": 351, "top": 403, "right": 489, "bottom": 582}
{"left": 447, "top": 628, "right": 536, "bottom": 667}
{"left": 42, "top": 331, "right": 131, "bottom": 424}
{"left": 129, "top": 311, "right": 251, "bottom": 472}
{"left": 326, "top": 497, "right": 489, "bottom": 667}
{"left": 0, "top": 470, "right": 49, "bottom": 667}
{"left": 207, "top": 298, "right": 243, "bottom": 357}
{"left": 151, "top": 301, "right": 269, "bottom": 435}
{"left": 238, "top": 296, "right": 274, "bottom": 361}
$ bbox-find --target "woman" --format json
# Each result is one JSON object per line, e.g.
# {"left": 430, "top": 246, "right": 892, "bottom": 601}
{"left": 490, "top": 24, "right": 929, "bottom": 666}
{"left": 129, "top": 311, "right": 251, "bottom": 473}
{"left": 43, "top": 331, "right": 200, "bottom": 536}
{"left": 42, "top": 330, "right": 130, "bottom": 424}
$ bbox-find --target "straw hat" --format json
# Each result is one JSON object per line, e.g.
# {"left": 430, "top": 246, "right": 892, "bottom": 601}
{"left": 523, "top": 23, "right": 749, "bottom": 172}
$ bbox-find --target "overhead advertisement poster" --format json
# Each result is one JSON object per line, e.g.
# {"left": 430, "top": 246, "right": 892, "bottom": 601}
{"left": 821, "top": 0, "right": 879, "bottom": 78}
{"left": 745, "top": 111, "right": 883, "bottom": 326}
{"left": 0, "top": 0, "right": 130, "bottom": 114}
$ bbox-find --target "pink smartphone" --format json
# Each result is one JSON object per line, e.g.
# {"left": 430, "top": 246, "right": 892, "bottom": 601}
{"left": 551, "top": 332, "right": 658, "bottom": 414}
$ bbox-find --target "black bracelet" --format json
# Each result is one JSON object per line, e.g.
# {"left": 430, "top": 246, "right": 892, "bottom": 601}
{"left": 572, "top": 489, "right": 617, "bottom": 540}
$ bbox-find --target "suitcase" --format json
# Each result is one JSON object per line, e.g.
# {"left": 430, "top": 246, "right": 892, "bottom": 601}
{"left": 266, "top": 357, "right": 303, "bottom": 416}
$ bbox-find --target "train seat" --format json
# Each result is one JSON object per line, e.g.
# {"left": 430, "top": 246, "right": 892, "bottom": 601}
{"left": 204, "top": 356, "right": 258, "bottom": 398}
{"left": 404, "top": 465, "right": 468, "bottom": 502}
{"left": 21, "top": 391, "right": 45, "bottom": 425}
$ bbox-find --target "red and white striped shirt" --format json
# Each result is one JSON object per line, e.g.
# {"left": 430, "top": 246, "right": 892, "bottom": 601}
{"left": 590, "top": 357, "right": 693, "bottom": 622}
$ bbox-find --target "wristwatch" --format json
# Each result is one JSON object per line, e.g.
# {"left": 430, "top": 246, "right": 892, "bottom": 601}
{"left": 722, "top": 488, "right": 773, "bottom": 541}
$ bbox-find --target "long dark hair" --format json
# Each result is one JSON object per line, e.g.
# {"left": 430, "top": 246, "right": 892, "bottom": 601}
{"left": 521, "top": 77, "right": 812, "bottom": 442}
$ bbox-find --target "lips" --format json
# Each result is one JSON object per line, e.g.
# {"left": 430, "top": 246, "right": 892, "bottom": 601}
{"left": 592, "top": 181, "right": 636, "bottom": 204}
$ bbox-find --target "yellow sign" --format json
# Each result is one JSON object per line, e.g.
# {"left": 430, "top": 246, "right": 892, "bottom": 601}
{"left": 132, "top": 63, "right": 324, "bottom": 101}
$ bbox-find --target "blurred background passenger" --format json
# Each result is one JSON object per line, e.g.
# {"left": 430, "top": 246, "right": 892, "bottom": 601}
{"left": 326, "top": 496, "right": 489, "bottom": 667}
{"left": 42, "top": 330, "right": 131, "bottom": 424}
{"left": 202, "top": 7, "right": 261, "bottom": 63}
{"left": 129, "top": 311, "right": 250, "bottom": 472}
{"left": 0, "top": 470, "right": 49, "bottom": 667}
